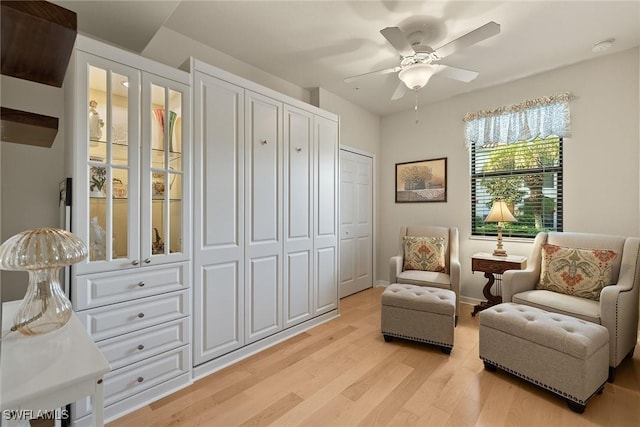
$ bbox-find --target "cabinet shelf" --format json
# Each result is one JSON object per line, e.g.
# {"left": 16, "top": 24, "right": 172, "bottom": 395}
{"left": 89, "top": 140, "right": 182, "bottom": 166}
{"left": 89, "top": 197, "right": 182, "bottom": 201}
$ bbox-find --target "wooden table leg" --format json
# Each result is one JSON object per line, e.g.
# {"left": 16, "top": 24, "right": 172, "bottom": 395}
{"left": 471, "top": 272, "right": 503, "bottom": 316}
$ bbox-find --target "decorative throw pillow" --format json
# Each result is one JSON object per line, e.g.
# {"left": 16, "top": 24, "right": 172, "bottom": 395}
{"left": 403, "top": 236, "right": 446, "bottom": 273}
{"left": 537, "top": 243, "right": 618, "bottom": 301}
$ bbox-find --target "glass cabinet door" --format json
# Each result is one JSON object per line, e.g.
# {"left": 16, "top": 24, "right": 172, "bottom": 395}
{"left": 79, "top": 53, "right": 140, "bottom": 274}
{"left": 141, "top": 73, "right": 190, "bottom": 263}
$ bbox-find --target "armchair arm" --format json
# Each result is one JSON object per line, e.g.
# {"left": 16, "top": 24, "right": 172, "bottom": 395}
{"left": 501, "top": 268, "right": 539, "bottom": 302}
{"left": 502, "top": 232, "right": 546, "bottom": 302}
{"left": 449, "top": 257, "right": 461, "bottom": 315}
{"left": 600, "top": 238, "right": 640, "bottom": 366}
{"left": 600, "top": 284, "right": 639, "bottom": 367}
{"left": 390, "top": 256, "right": 403, "bottom": 284}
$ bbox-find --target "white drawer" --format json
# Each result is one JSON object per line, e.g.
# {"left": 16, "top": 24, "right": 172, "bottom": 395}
{"left": 74, "top": 345, "right": 190, "bottom": 419}
{"left": 97, "top": 317, "right": 190, "bottom": 370}
{"left": 73, "top": 262, "right": 189, "bottom": 310}
{"left": 77, "top": 290, "right": 189, "bottom": 341}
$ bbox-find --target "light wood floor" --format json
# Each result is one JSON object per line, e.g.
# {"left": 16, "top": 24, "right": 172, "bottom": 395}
{"left": 108, "top": 287, "right": 640, "bottom": 427}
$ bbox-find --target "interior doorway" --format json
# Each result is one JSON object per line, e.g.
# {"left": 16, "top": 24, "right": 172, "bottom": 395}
{"left": 339, "top": 148, "right": 373, "bottom": 298}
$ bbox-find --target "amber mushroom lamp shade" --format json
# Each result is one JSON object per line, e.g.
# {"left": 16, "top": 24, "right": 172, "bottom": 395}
{"left": 484, "top": 200, "right": 516, "bottom": 257}
{"left": 0, "top": 228, "right": 87, "bottom": 335}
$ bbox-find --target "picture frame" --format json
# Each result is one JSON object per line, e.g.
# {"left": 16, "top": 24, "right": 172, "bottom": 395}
{"left": 395, "top": 157, "right": 447, "bottom": 203}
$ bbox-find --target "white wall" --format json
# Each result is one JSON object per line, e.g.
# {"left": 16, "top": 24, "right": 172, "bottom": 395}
{"left": 0, "top": 75, "right": 67, "bottom": 301}
{"left": 379, "top": 48, "right": 640, "bottom": 302}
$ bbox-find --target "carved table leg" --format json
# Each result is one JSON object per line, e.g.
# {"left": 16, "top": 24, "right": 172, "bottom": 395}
{"left": 471, "top": 272, "right": 503, "bottom": 316}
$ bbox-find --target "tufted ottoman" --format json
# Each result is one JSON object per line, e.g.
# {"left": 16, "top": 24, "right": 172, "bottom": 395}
{"left": 381, "top": 283, "right": 456, "bottom": 354}
{"left": 479, "top": 303, "right": 609, "bottom": 413}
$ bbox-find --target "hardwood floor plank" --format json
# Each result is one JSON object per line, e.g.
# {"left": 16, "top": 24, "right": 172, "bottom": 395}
{"left": 329, "top": 361, "right": 414, "bottom": 426}
{"left": 356, "top": 350, "right": 444, "bottom": 426}
{"left": 107, "top": 287, "right": 640, "bottom": 427}
{"left": 474, "top": 374, "right": 517, "bottom": 427}
{"left": 238, "top": 393, "right": 304, "bottom": 427}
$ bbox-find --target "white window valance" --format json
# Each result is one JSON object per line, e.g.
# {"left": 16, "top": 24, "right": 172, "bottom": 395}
{"left": 464, "top": 92, "right": 574, "bottom": 148}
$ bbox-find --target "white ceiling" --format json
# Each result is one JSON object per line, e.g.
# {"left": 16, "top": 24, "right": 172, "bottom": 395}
{"left": 53, "top": 1, "right": 640, "bottom": 116}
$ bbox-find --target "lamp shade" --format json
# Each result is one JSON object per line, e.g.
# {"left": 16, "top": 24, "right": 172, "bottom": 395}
{"left": 484, "top": 199, "right": 516, "bottom": 223}
{"left": 398, "top": 63, "right": 435, "bottom": 90}
{"left": 0, "top": 228, "right": 87, "bottom": 270}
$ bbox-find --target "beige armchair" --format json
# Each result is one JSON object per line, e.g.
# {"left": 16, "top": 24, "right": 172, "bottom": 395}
{"left": 502, "top": 232, "right": 640, "bottom": 381}
{"left": 390, "top": 226, "right": 460, "bottom": 319}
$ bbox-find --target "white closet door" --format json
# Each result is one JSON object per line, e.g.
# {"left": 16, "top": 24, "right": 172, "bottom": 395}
{"left": 339, "top": 150, "right": 373, "bottom": 297}
{"left": 193, "top": 72, "right": 245, "bottom": 365}
{"left": 283, "top": 105, "right": 314, "bottom": 327}
{"left": 245, "top": 91, "right": 283, "bottom": 343}
{"left": 314, "top": 115, "right": 339, "bottom": 315}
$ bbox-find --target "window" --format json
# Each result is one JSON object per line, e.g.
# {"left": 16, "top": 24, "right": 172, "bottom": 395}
{"left": 471, "top": 137, "right": 563, "bottom": 238}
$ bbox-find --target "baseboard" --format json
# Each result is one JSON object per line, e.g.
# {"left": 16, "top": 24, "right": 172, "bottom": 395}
{"left": 375, "top": 280, "right": 390, "bottom": 287}
{"left": 460, "top": 296, "right": 483, "bottom": 306}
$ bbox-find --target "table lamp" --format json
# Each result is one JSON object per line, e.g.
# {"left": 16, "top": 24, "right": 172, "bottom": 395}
{"left": 484, "top": 199, "right": 516, "bottom": 257}
{"left": 0, "top": 228, "right": 87, "bottom": 335}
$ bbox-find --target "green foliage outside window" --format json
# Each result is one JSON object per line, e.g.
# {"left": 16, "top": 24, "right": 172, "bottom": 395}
{"left": 473, "top": 137, "right": 562, "bottom": 237}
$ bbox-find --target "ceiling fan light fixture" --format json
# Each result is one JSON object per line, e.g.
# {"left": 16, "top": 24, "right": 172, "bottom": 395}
{"left": 398, "top": 63, "right": 435, "bottom": 90}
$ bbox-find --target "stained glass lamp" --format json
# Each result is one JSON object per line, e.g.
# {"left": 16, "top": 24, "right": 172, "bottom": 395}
{"left": 0, "top": 228, "right": 87, "bottom": 335}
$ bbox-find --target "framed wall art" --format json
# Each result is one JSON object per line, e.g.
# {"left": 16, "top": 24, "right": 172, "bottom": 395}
{"left": 395, "top": 157, "right": 447, "bottom": 203}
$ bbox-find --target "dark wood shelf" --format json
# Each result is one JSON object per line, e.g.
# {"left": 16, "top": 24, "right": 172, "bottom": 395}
{"left": 1, "top": 107, "right": 58, "bottom": 147}
{"left": 1, "top": 0, "right": 77, "bottom": 87}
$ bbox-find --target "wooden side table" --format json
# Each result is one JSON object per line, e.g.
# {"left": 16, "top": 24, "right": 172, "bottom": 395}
{"left": 471, "top": 252, "right": 527, "bottom": 316}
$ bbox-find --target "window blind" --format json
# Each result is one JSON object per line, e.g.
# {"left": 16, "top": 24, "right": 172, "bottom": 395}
{"left": 471, "top": 137, "right": 563, "bottom": 238}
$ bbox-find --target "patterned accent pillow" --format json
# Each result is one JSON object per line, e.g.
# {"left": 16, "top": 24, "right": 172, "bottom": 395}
{"left": 403, "top": 236, "right": 446, "bottom": 273}
{"left": 537, "top": 243, "right": 618, "bottom": 300}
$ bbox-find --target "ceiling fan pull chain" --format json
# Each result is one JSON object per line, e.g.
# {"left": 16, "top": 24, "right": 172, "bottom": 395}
{"left": 414, "top": 90, "right": 419, "bottom": 124}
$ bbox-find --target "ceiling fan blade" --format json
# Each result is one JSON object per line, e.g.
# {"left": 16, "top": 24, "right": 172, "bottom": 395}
{"left": 380, "top": 27, "right": 415, "bottom": 57}
{"left": 434, "top": 64, "right": 479, "bottom": 82}
{"left": 391, "top": 81, "right": 407, "bottom": 100}
{"left": 434, "top": 21, "right": 500, "bottom": 59}
{"left": 344, "top": 66, "right": 401, "bottom": 83}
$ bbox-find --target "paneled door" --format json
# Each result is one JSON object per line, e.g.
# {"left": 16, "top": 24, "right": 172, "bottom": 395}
{"left": 339, "top": 149, "right": 373, "bottom": 297}
{"left": 192, "top": 71, "right": 245, "bottom": 365}
{"left": 244, "top": 90, "right": 283, "bottom": 343}
{"left": 283, "top": 105, "right": 313, "bottom": 328}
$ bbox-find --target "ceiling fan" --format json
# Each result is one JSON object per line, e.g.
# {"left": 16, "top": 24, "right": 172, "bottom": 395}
{"left": 345, "top": 21, "right": 501, "bottom": 100}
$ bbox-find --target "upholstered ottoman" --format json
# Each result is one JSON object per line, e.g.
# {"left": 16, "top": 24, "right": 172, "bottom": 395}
{"left": 381, "top": 283, "right": 456, "bottom": 354}
{"left": 479, "top": 303, "right": 609, "bottom": 413}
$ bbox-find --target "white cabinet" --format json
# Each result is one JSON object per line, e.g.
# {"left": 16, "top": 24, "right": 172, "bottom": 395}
{"left": 69, "top": 53, "right": 190, "bottom": 275}
{"left": 65, "top": 35, "right": 192, "bottom": 425}
{"left": 245, "top": 91, "right": 283, "bottom": 343}
{"left": 283, "top": 106, "right": 314, "bottom": 327}
{"left": 314, "top": 115, "right": 339, "bottom": 315}
{"left": 192, "top": 59, "right": 339, "bottom": 372}
{"left": 192, "top": 73, "right": 245, "bottom": 364}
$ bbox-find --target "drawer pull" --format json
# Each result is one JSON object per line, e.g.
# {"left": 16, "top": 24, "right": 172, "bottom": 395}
{"left": 144, "top": 258, "right": 151, "bottom": 264}
{"left": 261, "top": 139, "right": 268, "bottom": 145}
{"left": 132, "top": 260, "right": 140, "bottom": 266}
{"left": 137, "top": 377, "right": 144, "bottom": 383}
{"left": 137, "top": 281, "right": 145, "bottom": 287}
{"left": 137, "top": 344, "right": 145, "bottom": 350}
{"left": 137, "top": 313, "right": 145, "bottom": 319}
{"left": 296, "top": 147, "right": 302, "bottom": 152}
